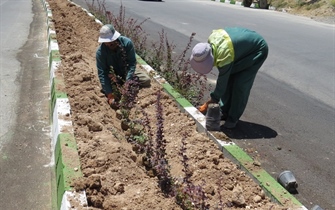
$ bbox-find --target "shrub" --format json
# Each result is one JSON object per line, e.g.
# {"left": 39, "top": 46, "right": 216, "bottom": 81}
{"left": 331, "top": 0, "right": 335, "bottom": 7}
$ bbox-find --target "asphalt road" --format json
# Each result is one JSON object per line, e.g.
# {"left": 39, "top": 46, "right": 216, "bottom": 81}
{"left": 0, "top": 0, "right": 52, "bottom": 209}
{"left": 73, "top": 0, "right": 335, "bottom": 209}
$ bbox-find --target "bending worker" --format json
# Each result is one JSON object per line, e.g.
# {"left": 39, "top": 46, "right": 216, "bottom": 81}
{"left": 96, "top": 24, "right": 151, "bottom": 106}
{"left": 190, "top": 27, "right": 268, "bottom": 129}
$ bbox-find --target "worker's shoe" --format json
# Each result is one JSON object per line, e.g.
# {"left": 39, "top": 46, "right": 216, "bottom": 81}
{"left": 223, "top": 120, "right": 238, "bottom": 129}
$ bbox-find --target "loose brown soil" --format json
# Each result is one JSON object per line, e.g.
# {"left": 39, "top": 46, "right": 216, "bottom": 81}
{"left": 49, "top": 0, "right": 291, "bottom": 209}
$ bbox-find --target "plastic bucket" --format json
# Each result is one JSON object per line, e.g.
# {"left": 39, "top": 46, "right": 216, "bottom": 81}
{"left": 205, "top": 103, "right": 221, "bottom": 131}
{"left": 310, "top": 205, "right": 324, "bottom": 210}
{"left": 277, "top": 170, "right": 298, "bottom": 192}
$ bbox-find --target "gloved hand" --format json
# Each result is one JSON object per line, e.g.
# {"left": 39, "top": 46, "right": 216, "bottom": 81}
{"left": 198, "top": 102, "right": 209, "bottom": 114}
{"left": 107, "top": 93, "right": 119, "bottom": 109}
{"left": 198, "top": 99, "right": 216, "bottom": 114}
{"left": 107, "top": 93, "right": 115, "bottom": 104}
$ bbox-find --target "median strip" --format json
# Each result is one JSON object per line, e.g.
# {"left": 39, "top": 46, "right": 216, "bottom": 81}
{"left": 43, "top": 0, "right": 306, "bottom": 209}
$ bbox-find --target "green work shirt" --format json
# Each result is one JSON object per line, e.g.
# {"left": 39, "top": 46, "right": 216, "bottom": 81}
{"left": 209, "top": 27, "right": 267, "bottom": 103}
{"left": 96, "top": 36, "right": 136, "bottom": 95}
{"left": 209, "top": 28, "right": 235, "bottom": 102}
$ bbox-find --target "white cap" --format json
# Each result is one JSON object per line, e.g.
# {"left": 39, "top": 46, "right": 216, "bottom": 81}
{"left": 98, "top": 24, "right": 121, "bottom": 43}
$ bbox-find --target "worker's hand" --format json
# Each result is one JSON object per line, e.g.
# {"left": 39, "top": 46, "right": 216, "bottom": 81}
{"left": 107, "top": 93, "right": 115, "bottom": 105}
{"left": 198, "top": 102, "right": 209, "bottom": 114}
{"left": 106, "top": 93, "right": 119, "bottom": 110}
{"left": 198, "top": 99, "right": 216, "bottom": 114}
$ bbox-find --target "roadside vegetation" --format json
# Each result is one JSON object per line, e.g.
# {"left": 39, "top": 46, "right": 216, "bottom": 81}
{"left": 270, "top": 0, "right": 334, "bottom": 11}
{"left": 239, "top": 0, "right": 334, "bottom": 19}
{"left": 86, "top": 0, "right": 209, "bottom": 108}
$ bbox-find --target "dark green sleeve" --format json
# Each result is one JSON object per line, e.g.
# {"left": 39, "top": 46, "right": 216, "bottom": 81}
{"left": 210, "top": 64, "right": 233, "bottom": 102}
{"left": 96, "top": 46, "right": 113, "bottom": 95}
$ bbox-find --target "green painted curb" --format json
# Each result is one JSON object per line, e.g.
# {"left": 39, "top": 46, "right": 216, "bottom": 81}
{"left": 44, "top": 0, "right": 86, "bottom": 208}
{"left": 50, "top": 78, "right": 68, "bottom": 121}
{"left": 161, "top": 83, "right": 193, "bottom": 108}
{"left": 55, "top": 133, "right": 83, "bottom": 209}
{"left": 223, "top": 144, "right": 302, "bottom": 206}
{"left": 49, "top": 49, "right": 61, "bottom": 68}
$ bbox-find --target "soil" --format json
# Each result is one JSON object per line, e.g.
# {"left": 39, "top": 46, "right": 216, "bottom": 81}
{"left": 48, "top": 0, "right": 303, "bottom": 209}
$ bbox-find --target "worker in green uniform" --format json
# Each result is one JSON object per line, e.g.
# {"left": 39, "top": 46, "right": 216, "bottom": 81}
{"left": 96, "top": 24, "right": 151, "bottom": 106}
{"left": 190, "top": 27, "right": 268, "bottom": 129}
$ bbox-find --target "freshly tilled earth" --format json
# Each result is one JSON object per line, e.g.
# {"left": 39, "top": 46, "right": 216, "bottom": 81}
{"left": 49, "top": 0, "right": 292, "bottom": 209}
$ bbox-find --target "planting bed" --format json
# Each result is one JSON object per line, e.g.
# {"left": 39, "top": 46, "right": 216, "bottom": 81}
{"left": 49, "top": 0, "right": 291, "bottom": 209}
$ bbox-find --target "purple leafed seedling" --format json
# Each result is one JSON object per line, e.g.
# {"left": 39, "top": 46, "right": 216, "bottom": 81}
{"left": 175, "top": 134, "right": 209, "bottom": 210}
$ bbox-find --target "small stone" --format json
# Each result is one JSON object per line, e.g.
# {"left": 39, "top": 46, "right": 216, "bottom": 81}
{"left": 114, "top": 182, "right": 125, "bottom": 193}
{"left": 204, "top": 185, "right": 215, "bottom": 195}
{"left": 226, "top": 184, "right": 234, "bottom": 190}
{"left": 253, "top": 195, "right": 262, "bottom": 203}
{"left": 223, "top": 168, "right": 231, "bottom": 175}
{"left": 253, "top": 161, "right": 261, "bottom": 166}
{"left": 232, "top": 185, "right": 245, "bottom": 206}
{"left": 198, "top": 163, "right": 207, "bottom": 169}
{"left": 88, "top": 121, "right": 103, "bottom": 132}
{"left": 260, "top": 190, "right": 265, "bottom": 199}
{"left": 147, "top": 170, "right": 155, "bottom": 177}
{"left": 115, "top": 110, "right": 123, "bottom": 120}
{"left": 130, "top": 154, "right": 137, "bottom": 162}
{"left": 121, "top": 119, "right": 129, "bottom": 131}
{"left": 213, "top": 157, "right": 220, "bottom": 165}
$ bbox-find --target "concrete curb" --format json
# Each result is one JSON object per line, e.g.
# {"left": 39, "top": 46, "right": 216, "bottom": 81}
{"left": 43, "top": 0, "right": 306, "bottom": 209}
{"left": 43, "top": 0, "right": 88, "bottom": 209}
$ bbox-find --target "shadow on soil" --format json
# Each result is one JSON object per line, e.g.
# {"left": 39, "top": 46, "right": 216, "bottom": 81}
{"left": 221, "top": 120, "right": 277, "bottom": 139}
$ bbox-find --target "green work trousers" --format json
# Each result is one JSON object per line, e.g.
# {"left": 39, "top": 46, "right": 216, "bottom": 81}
{"left": 220, "top": 28, "right": 268, "bottom": 123}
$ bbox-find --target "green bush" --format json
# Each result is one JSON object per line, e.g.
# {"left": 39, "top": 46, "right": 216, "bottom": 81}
{"left": 305, "top": 3, "right": 321, "bottom": 10}
{"left": 331, "top": 0, "right": 335, "bottom": 7}
{"left": 270, "top": 0, "right": 289, "bottom": 9}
